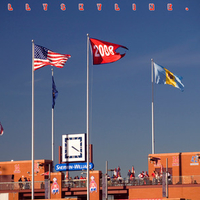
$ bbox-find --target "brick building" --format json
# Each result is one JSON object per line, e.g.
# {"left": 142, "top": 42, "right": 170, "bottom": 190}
{"left": 0, "top": 151, "right": 200, "bottom": 200}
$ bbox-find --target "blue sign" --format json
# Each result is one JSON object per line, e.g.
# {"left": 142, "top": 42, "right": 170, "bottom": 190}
{"left": 55, "top": 162, "right": 94, "bottom": 171}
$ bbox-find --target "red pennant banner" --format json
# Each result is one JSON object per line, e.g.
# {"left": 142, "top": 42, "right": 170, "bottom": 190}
{"left": 90, "top": 38, "right": 128, "bottom": 65}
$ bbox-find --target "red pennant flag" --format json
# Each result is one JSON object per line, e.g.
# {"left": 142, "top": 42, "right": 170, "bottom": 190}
{"left": 41, "top": 171, "right": 49, "bottom": 176}
{"left": 90, "top": 38, "right": 128, "bottom": 65}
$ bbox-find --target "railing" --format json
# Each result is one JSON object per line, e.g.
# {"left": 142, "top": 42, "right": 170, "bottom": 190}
{"left": 62, "top": 179, "right": 87, "bottom": 188}
{"left": 0, "top": 175, "right": 200, "bottom": 191}
{"left": 102, "top": 175, "right": 200, "bottom": 187}
{"left": 172, "top": 175, "right": 200, "bottom": 185}
{"left": 0, "top": 181, "right": 46, "bottom": 191}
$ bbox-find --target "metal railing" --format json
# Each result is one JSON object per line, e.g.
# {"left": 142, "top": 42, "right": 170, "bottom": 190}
{"left": 62, "top": 179, "right": 87, "bottom": 188}
{"left": 0, "top": 175, "right": 200, "bottom": 191}
{"left": 172, "top": 175, "right": 200, "bottom": 185}
{"left": 102, "top": 175, "right": 200, "bottom": 187}
{"left": 0, "top": 181, "right": 45, "bottom": 191}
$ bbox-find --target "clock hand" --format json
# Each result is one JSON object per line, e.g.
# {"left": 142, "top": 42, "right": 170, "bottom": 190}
{"left": 72, "top": 146, "right": 80, "bottom": 152}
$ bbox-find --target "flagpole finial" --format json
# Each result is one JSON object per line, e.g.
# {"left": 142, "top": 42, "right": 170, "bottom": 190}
{"left": 32, "top": 40, "right": 34, "bottom": 43}
{"left": 87, "top": 33, "right": 89, "bottom": 37}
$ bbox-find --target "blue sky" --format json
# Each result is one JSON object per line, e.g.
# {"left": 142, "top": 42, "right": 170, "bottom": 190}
{"left": 0, "top": 0, "right": 200, "bottom": 178}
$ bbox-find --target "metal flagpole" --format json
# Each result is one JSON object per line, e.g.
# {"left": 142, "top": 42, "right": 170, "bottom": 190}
{"left": 31, "top": 40, "right": 35, "bottom": 200}
{"left": 52, "top": 68, "right": 54, "bottom": 165}
{"left": 151, "top": 58, "right": 155, "bottom": 154}
{"left": 86, "top": 33, "right": 90, "bottom": 200}
{"left": 106, "top": 161, "right": 108, "bottom": 200}
{"left": 166, "top": 158, "right": 168, "bottom": 198}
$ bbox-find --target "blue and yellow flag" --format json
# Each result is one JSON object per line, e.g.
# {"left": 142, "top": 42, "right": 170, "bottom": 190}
{"left": 154, "top": 62, "right": 184, "bottom": 92}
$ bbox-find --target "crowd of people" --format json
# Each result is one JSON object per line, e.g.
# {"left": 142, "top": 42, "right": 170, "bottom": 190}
{"left": 151, "top": 170, "right": 172, "bottom": 184}
{"left": 112, "top": 166, "right": 123, "bottom": 182}
{"left": 63, "top": 165, "right": 172, "bottom": 186}
{"left": 127, "top": 169, "right": 171, "bottom": 185}
{"left": 126, "top": 166, "right": 172, "bottom": 185}
{"left": 18, "top": 177, "right": 31, "bottom": 189}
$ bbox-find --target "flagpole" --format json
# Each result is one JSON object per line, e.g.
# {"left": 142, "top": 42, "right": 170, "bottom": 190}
{"left": 31, "top": 40, "right": 35, "bottom": 200}
{"left": 52, "top": 68, "right": 54, "bottom": 166}
{"left": 151, "top": 58, "right": 155, "bottom": 154}
{"left": 86, "top": 33, "right": 90, "bottom": 200}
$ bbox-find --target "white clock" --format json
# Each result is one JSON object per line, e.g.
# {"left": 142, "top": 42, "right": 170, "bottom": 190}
{"left": 62, "top": 133, "right": 86, "bottom": 162}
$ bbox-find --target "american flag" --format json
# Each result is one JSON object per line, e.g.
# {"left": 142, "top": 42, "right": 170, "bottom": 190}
{"left": 34, "top": 44, "right": 71, "bottom": 70}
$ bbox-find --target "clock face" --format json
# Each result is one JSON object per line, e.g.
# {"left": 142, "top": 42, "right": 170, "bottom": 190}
{"left": 62, "top": 133, "right": 86, "bottom": 162}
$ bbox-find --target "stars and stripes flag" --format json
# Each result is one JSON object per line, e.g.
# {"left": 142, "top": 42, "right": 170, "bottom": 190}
{"left": 0, "top": 122, "right": 4, "bottom": 136}
{"left": 34, "top": 44, "right": 71, "bottom": 70}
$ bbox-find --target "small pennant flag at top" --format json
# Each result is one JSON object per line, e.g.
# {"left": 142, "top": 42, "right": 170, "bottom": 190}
{"left": 90, "top": 38, "right": 128, "bottom": 65}
{"left": 34, "top": 44, "right": 71, "bottom": 70}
